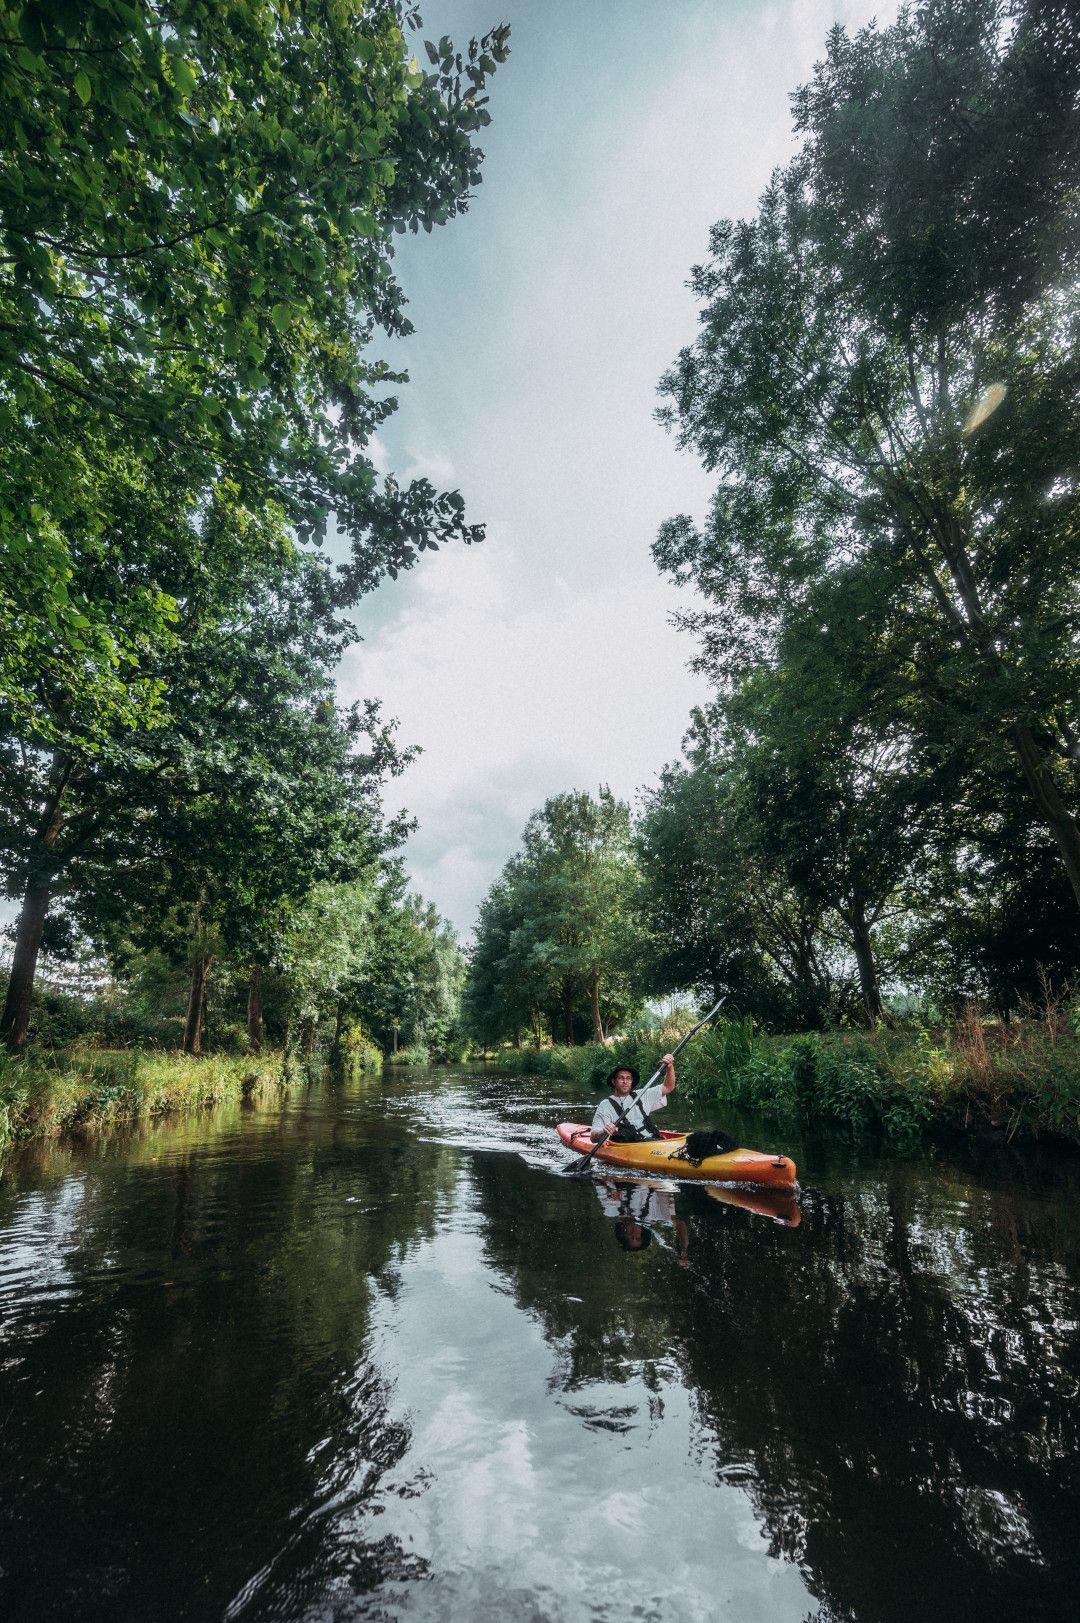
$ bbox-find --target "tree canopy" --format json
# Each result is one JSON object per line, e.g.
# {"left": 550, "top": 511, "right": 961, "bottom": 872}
{"left": 656, "top": 0, "right": 1080, "bottom": 916}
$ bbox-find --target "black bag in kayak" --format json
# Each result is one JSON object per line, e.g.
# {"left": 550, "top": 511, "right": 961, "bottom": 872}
{"left": 671, "top": 1128, "right": 738, "bottom": 1165}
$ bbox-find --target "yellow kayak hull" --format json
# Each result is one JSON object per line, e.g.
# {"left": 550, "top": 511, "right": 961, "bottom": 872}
{"left": 557, "top": 1123, "right": 796, "bottom": 1187}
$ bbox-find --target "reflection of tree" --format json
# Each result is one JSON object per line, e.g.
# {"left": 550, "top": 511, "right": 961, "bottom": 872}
{"left": 467, "top": 1149, "right": 1080, "bottom": 1623}
{"left": 0, "top": 1083, "right": 455, "bottom": 1619}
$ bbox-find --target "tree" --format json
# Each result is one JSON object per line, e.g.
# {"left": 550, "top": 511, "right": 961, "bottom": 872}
{"left": 636, "top": 733, "right": 843, "bottom": 1029}
{"left": 656, "top": 0, "right": 1080, "bottom": 911}
{"left": 0, "top": 547, "right": 407, "bottom": 1050}
{"left": 722, "top": 567, "right": 938, "bottom": 1023}
{"left": 1, "top": 1, "right": 510, "bottom": 737}
{"left": 334, "top": 873, "right": 466, "bottom": 1058}
{"left": 466, "top": 790, "right": 645, "bottom": 1047}
{"left": 1, "top": 2, "right": 510, "bottom": 1047}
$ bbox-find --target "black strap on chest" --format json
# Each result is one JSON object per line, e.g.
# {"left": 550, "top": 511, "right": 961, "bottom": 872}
{"left": 606, "top": 1093, "right": 663, "bottom": 1142}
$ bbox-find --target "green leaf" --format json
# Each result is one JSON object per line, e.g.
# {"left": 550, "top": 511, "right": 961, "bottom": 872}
{"left": 271, "top": 303, "right": 293, "bottom": 332}
{"left": 173, "top": 59, "right": 198, "bottom": 97}
{"left": 73, "top": 70, "right": 92, "bottom": 105}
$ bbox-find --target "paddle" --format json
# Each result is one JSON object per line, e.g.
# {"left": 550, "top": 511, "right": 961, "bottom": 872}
{"left": 564, "top": 997, "right": 728, "bottom": 1176}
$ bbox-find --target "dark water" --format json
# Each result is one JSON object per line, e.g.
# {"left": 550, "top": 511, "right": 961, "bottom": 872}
{"left": 1, "top": 1070, "right": 1078, "bottom": 1622}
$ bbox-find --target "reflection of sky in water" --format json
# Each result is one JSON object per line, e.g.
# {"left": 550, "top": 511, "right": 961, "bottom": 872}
{"left": 323, "top": 1190, "right": 813, "bottom": 1623}
{"left": 2, "top": 1070, "right": 1079, "bottom": 1619}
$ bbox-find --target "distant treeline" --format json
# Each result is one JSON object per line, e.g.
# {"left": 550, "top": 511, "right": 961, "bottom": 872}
{"left": 0, "top": 5, "right": 508, "bottom": 1059}
{"left": 466, "top": 0, "right": 1080, "bottom": 1046}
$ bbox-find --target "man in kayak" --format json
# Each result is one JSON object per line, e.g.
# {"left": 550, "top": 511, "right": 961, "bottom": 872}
{"left": 590, "top": 1052, "right": 676, "bottom": 1143}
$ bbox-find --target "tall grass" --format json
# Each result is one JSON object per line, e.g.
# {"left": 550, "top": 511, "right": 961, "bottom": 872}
{"left": 0, "top": 1047, "right": 286, "bottom": 1151}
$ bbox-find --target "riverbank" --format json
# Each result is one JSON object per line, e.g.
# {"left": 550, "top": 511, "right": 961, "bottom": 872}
{"left": 0, "top": 1047, "right": 290, "bottom": 1153}
{"left": 492, "top": 1011, "right": 1080, "bottom": 1147}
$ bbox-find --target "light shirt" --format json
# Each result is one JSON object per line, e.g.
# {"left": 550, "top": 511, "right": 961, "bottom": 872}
{"left": 590, "top": 1083, "right": 667, "bottom": 1136}
{"left": 596, "top": 1180, "right": 677, "bottom": 1229}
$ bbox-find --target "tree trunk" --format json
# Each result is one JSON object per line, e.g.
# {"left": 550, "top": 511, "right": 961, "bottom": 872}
{"left": 246, "top": 966, "right": 264, "bottom": 1053}
{"left": 511, "top": 1027, "right": 521, "bottom": 1050}
{"left": 849, "top": 908, "right": 883, "bottom": 1027}
{"left": 531, "top": 1005, "right": 542, "bottom": 1050}
{"left": 1011, "top": 722, "right": 1080, "bottom": 909}
{"left": 0, "top": 879, "right": 51, "bottom": 1052}
{"left": 182, "top": 955, "right": 210, "bottom": 1055}
{"left": 590, "top": 966, "right": 604, "bottom": 1044}
{"left": 1, "top": 770, "right": 69, "bottom": 1053}
{"left": 391, "top": 1025, "right": 398, "bottom": 1054}
{"left": 563, "top": 982, "right": 575, "bottom": 1046}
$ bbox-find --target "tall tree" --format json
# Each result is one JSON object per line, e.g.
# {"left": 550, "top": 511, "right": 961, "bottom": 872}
{"left": 636, "top": 732, "right": 843, "bottom": 1028}
{"left": 1, "top": 0, "right": 510, "bottom": 731}
{"left": 0, "top": 2, "right": 510, "bottom": 1047}
{"left": 655, "top": 0, "right": 1080, "bottom": 909}
{"left": 466, "top": 789, "right": 645, "bottom": 1047}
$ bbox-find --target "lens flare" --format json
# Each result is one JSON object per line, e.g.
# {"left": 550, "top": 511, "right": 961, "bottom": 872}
{"left": 962, "top": 382, "right": 1007, "bottom": 436}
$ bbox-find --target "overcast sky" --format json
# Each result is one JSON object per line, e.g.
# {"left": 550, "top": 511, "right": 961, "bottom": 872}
{"left": 340, "top": 0, "right": 892, "bottom": 938}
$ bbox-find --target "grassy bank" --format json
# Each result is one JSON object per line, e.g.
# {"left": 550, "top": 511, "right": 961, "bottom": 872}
{"left": 0, "top": 1047, "right": 290, "bottom": 1153}
{"left": 493, "top": 1010, "right": 1080, "bottom": 1147}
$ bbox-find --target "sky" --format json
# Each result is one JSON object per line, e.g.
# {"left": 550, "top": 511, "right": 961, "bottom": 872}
{"left": 339, "top": 0, "right": 892, "bottom": 938}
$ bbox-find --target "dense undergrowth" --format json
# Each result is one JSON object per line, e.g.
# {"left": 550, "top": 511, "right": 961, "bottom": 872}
{"left": 492, "top": 1008, "right": 1080, "bottom": 1146}
{"left": 0, "top": 1047, "right": 290, "bottom": 1152}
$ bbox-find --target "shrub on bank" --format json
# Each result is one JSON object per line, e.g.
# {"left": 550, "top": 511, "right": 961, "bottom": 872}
{"left": 489, "top": 1045, "right": 579, "bottom": 1077}
{"left": 385, "top": 1043, "right": 431, "bottom": 1067}
{"left": 0, "top": 1047, "right": 286, "bottom": 1150}
{"left": 523, "top": 1009, "right": 1080, "bottom": 1146}
{"left": 334, "top": 1024, "right": 384, "bottom": 1079}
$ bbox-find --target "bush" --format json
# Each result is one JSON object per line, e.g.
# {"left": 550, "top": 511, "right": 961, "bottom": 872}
{"left": 385, "top": 1043, "right": 430, "bottom": 1067}
{"left": 0, "top": 1047, "right": 287, "bottom": 1148}
{"left": 490, "top": 1044, "right": 580, "bottom": 1077}
{"left": 335, "top": 1024, "right": 383, "bottom": 1079}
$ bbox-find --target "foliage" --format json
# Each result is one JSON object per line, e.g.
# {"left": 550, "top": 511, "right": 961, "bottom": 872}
{"left": 337, "top": 879, "right": 467, "bottom": 1058}
{"left": 636, "top": 737, "right": 848, "bottom": 1027}
{"left": 488, "top": 1044, "right": 580, "bottom": 1077}
{"left": 0, "top": 0, "right": 510, "bottom": 743}
{"left": 1, "top": 2, "right": 508, "bottom": 1053}
{"left": 465, "top": 788, "right": 646, "bottom": 1048}
{"left": 654, "top": 0, "right": 1080, "bottom": 1014}
{"left": 334, "top": 1022, "right": 384, "bottom": 1080}
{"left": 0, "top": 1044, "right": 286, "bottom": 1149}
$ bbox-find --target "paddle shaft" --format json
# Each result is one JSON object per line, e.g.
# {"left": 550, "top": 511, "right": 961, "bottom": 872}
{"left": 569, "top": 997, "right": 727, "bottom": 1175}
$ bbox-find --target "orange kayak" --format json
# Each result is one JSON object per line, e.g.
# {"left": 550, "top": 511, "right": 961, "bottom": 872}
{"left": 557, "top": 1123, "right": 796, "bottom": 1188}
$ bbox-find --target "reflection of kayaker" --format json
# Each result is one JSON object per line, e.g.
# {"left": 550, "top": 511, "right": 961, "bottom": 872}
{"left": 596, "top": 1178, "right": 690, "bottom": 1266}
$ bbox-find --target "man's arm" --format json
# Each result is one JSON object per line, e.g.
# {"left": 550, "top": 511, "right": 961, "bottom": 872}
{"left": 590, "top": 1100, "right": 619, "bottom": 1143}
{"left": 660, "top": 1053, "right": 676, "bottom": 1095}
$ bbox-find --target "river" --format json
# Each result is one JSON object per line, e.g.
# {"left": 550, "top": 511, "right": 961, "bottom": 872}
{"left": 0, "top": 1067, "right": 1078, "bottom": 1621}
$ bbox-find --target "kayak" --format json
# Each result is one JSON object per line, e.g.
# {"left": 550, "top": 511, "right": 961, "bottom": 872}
{"left": 556, "top": 1123, "right": 796, "bottom": 1188}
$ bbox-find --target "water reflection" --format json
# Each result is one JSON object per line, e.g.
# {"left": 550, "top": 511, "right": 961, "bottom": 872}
{"left": 594, "top": 1177, "right": 691, "bottom": 1263}
{"left": 0, "top": 1072, "right": 1077, "bottom": 1621}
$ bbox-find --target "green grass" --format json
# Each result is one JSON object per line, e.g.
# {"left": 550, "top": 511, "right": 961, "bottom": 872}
{"left": 0, "top": 1046, "right": 287, "bottom": 1151}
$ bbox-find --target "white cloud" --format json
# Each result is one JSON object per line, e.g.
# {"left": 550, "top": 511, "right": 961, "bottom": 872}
{"left": 338, "top": 0, "right": 897, "bottom": 939}
{"left": 341, "top": 542, "right": 702, "bottom": 935}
